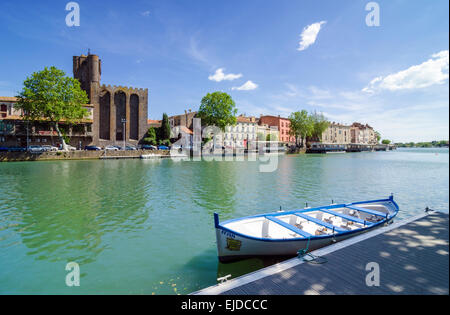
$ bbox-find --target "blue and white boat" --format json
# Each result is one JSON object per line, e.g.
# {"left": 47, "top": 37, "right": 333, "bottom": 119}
{"left": 214, "top": 195, "right": 399, "bottom": 262}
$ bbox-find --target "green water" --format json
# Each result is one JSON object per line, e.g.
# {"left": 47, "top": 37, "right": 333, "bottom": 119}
{"left": 0, "top": 148, "right": 448, "bottom": 294}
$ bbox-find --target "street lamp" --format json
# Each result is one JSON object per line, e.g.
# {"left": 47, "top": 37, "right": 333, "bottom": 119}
{"left": 26, "top": 120, "right": 30, "bottom": 150}
{"left": 121, "top": 118, "right": 126, "bottom": 150}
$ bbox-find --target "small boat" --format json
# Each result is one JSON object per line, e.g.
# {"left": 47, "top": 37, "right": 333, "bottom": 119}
{"left": 214, "top": 195, "right": 399, "bottom": 262}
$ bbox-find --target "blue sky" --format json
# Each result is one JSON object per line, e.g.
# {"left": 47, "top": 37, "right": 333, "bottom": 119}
{"left": 0, "top": 0, "right": 448, "bottom": 142}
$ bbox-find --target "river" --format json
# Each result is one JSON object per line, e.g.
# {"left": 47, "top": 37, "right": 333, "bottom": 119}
{"left": 0, "top": 148, "right": 448, "bottom": 294}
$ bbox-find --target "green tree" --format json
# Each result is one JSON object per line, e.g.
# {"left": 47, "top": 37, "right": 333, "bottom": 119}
{"left": 438, "top": 140, "right": 449, "bottom": 147}
{"left": 15, "top": 67, "right": 89, "bottom": 151}
{"left": 159, "top": 113, "right": 171, "bottom": 141}
{"left": 381, "top": 139, "right": 391, "bottom": 145}
{"left": 288, "top": 110, "right": 313, "bottom": 147}
{"left": 197, "top": 92, "right": 237, "bottom": 132}
{"left": 144, "top": 127, "right": 157, "bottom": 145}
{"left": 375, "top": 131, "right": 381, "bottom": 143}
{"left": 310, "top": 111, "right": 329, "bottom": 142}
{"left": 266, "top": 133, "right": 278, "bottom": 141}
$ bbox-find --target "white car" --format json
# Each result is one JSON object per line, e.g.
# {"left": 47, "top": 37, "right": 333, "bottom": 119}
{"left": 105, "top": 145, "right": 119, "bottom": 151}
{"left": 42, "top": 145, "right": 59, "bottom": 152}
{"left": 66, "top": 145, "right": 77, "bottom": 151}
{"left": 28, "top": 145, "right": 46, "bottom": 153}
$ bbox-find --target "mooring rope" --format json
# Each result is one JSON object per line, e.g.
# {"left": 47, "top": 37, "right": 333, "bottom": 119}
{"left": 297, "top": 237, "right": 328, "bottom": 264}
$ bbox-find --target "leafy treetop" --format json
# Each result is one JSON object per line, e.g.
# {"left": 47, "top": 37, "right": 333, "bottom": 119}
{"left": 197, "top": 92, "right": 237, "bottom": 132}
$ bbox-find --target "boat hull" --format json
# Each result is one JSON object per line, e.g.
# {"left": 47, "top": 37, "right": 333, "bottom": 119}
{"left": 215, "top": 197, "right": 399, "bottom": 262}
{"left": 216, "top": 221, "right": 389, "bottom": 262}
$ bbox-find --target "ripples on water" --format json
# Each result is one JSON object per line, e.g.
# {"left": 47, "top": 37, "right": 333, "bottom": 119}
{"left": 0, "top": 148, "right": 448, "bottom": 294}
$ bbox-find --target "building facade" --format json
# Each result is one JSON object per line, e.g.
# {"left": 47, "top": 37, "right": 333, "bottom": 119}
{"left": 73, "top": 53, "right": 149, "bottom": 147}
{"left": 350, "top": 122, "right": 377, "bottom": 144}
{"left": 221, "top": 115, "right": 258, "bottom": 148}
{"left": 0, "top": 96, "right": 94, "bottom": 148}
{"left": 259, "top": 115, "right": 295, "bottom": 144}
{"left": 256, "top": 123, "right": 279, "bottom": 142}
{"left": 322, "top": 122, "right": 352, "bottom": 144}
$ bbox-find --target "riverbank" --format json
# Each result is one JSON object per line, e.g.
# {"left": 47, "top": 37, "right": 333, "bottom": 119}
{"left": 0, "top": 149, "right": 170, "bottom": 162}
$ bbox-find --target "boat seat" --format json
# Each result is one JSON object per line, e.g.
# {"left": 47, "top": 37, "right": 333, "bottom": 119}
{"left": 316, "top": 212, "right": 323, "bottom": 221}
{"left": 262, "top": 219, "right": 270, "bottom": 238}
{"left": 315, "top": 227, "right": 328, "bottom": 236}
{"left": 345, "top": 205, "right": 387, "bottom": 218}
{"left": 320, "top": 209, "right": 373, "bottom": 226}
{"left": 295, "top": 213, "right": 346, "bottom": 233}
{"left": 265, "top": 216, "right": 312, "bottom": 238}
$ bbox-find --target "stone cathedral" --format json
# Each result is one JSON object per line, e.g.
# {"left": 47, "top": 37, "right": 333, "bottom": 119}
{"left": 73, "top": 53, "right": 148, "bottom": 146}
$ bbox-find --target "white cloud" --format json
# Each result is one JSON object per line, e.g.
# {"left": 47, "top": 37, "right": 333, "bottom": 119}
{"left": 232, "top": 80, "right": 258, "bottom": 91}
{"left": 297, "top": 21, "right": 326, "bottom": 51}
{"left": 265, "top": 83, "right": 448, "bottom": 142}
{"left": 363, "top": 50, "right": 449, "bottom": 93}
{"left": 141, "top": 11, "right": 151, "bottom": 17}
{"left": 208, "top": 68, "right": 243, "bottom": 82}
{"left": 188, "top": 37, "right": 212, "bottom": 67}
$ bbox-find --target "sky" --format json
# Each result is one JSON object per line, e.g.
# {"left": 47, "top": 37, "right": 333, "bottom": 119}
{"left": 0, "top": 0, "right": 448, "bottom": 142}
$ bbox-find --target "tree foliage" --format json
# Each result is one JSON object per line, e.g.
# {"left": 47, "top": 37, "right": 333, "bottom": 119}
{"left": 159, "top": 113, "right": 171, "bottom": 140}
{"left": 266, "top": 133, "right": 278, "bottom": 141}
{"left": 15, "top": 66, "right": 89, "bottom": 150}
{"left": 310, "top": 111, "right": 329, "bottom": 141}
{"left": 288, "top": 110, "right": 314, "bottom": 146}
{"left": 381, "top": 139, "right": 391, "bottom": 145}
{"left": 375, "top": 131, "right": 381, "bottom": 143}
{"left": 197, "top": 92, "right": 237, "bottom": 131}
{"left": 144, "top": 127, "right": 157, "bottom": 145}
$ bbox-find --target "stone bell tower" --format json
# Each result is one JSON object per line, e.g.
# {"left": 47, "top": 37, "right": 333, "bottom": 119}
{"left": 73, "top": 52, "right": 102, "bottom": 105}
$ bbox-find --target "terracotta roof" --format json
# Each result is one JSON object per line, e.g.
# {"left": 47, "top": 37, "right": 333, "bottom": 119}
{"left": 0, "top": 96, "right": 18, "bottom": 102}
{"left": 148, "top": 119, "right": 162, "bottom": 128}
{"left": 179, "top": 126, "right": 193, "bottom": 135}
{"left": 259, "top": 115, "right": 289, "bottom": 121}
{"left": 236, "top": 116, "right": 257, "bottom": 123}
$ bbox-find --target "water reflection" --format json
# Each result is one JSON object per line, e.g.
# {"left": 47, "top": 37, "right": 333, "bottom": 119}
{"left": 3, "top": 160, "right": 149, "bottom": 265}
{"left": 191, "top": 161, "right": 239, "bottom": 217}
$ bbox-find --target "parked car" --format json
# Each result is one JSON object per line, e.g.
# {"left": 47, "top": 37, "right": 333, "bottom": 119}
{"left": 59, "top": 144, "right": 77, "bottom": 151}
{"left": 0, "top": 147, "right": 9, "bottom": 152}
{"left": 28, "top": 145, "right": 46, "bottom": 153}
{"left": 42, "top": 145, "right": 58, "bottom": 152}
{"left": 8, "top": 147, "right": 26, "bottom": 152}
{"left": 125, "top": 145, "right": 137, "bottom": 151}
{"left": 85, "top": 145, "right": 102, "bottom": 151}
{"left": 105, "top": 145, "right": 120, "bottom": 151}
{"left": 157, "top": 145, "right": 170, "bottom": 150}
{"left": 141, "top": 144, "right": 157, "bottom": 150}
